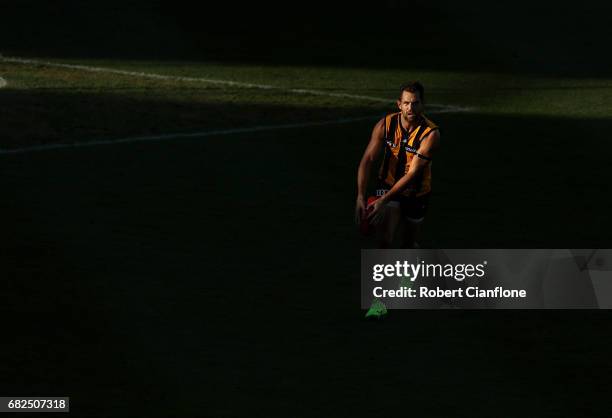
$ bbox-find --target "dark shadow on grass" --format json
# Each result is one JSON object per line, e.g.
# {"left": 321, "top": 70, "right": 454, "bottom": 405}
{"left": 0, "top": 88, "right": 388, "bottom": 149}
{"left": 2, "top": 93, "right": 612, "bottom": 415}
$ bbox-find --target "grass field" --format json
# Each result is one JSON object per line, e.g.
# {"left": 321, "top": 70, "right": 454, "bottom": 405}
{"left": 2, "top": 56, "right": 611, "bottom": 245}
{"left": 2, "top": 57, "right": 612, "bottom": 149}
{"left": 2, "top": 48, "right": 612, "bottom": 416}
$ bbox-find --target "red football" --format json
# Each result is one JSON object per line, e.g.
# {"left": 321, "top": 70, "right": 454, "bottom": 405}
{"left": 359, "top": 196, "right": 380, "bottom": 236}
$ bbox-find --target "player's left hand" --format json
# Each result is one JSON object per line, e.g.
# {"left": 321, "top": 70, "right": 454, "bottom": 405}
{"left": 367, "top": 198, "right": 386, "bottom": 225}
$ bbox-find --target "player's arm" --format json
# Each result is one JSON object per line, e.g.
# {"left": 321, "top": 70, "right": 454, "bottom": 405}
{"left": 355, "top": 118, "right": 385, "bottom": 224}
{"left": 373, "top": 129, "right": 440, "bottom": 208}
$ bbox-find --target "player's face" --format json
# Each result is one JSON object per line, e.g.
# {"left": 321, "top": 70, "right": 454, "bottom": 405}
{"left": 397, "top": 91, "right": 423, "bottom": 121}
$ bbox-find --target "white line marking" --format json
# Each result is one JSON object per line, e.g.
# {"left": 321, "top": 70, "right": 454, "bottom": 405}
{"left": 0, "top": 115, "right": 381, "bottom": 155}
{"left": 0, "top": 56, "right": 471, "bottom": 113}
{"left": 0, "top": 103, "right": 461, "bottom": 155}
{"left": 0, "top": 76, "right": 6, "bottom": 88}
{"left": 0, "top": 55, "right": 472, "bottom": 155}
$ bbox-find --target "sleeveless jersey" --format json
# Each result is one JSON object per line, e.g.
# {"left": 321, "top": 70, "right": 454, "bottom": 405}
{"left": 378, "top": 112, "right": 438, "bottom": 197}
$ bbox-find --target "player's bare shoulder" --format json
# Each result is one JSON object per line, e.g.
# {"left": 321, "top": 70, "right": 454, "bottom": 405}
{"left": 371, "top": 117, "right": 385, "bottom": 139}
{"left": 421, "top": 127, "right": 440, "bottom": 153}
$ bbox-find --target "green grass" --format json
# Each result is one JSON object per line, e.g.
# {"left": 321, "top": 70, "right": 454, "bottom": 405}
{"left": 2, "top": 57, "right": 612, "bottom": 416}
{"left": 2, "top": 57, "right": 612, "bottom": 149}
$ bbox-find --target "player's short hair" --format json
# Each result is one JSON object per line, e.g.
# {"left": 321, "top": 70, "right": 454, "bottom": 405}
{"left": 399, "top": 81, "right": 425, "bottom": 103}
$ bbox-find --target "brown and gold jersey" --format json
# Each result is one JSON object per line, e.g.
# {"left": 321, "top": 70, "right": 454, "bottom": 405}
{"left": 378, "top": 112, "right": 438, "bottom": 196}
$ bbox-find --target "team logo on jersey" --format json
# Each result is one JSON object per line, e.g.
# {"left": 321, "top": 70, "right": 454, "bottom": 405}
{"left": 385, "top": 139, "right": 398, "bottom": 149}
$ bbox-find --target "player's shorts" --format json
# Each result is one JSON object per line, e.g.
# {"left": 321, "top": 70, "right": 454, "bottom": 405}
{"left": 375, "top": 182, "right": 430, "bottom": 222}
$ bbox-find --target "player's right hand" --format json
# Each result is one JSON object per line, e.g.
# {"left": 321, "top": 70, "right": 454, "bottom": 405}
{"left": 367, "top": 197, "right": 386, "bottom": 225}
{"left": 355, "top": 196, "right": 366, "bottom": 225}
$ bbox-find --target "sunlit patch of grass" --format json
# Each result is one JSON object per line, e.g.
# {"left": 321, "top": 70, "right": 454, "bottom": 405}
{"left": 1, "top": 57, "right": 611, "bottom": 149}
{"left": 43, "top": 58, "right": 612, "bottom": 118}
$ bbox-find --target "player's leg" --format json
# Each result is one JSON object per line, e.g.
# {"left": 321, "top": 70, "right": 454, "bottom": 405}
{"left": 375, "top": 201, "right": 402, "bottom": 248}
{"left": 400, "top": 217, "right": 423, "bottom": 249}
{"left": 399, "top": 193, "right": 430, "bottom": 249}
{"left": 365, "top": 201, "right": 402, "bottom": 319}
